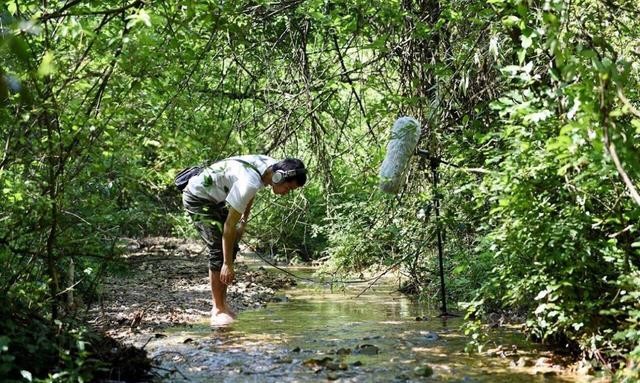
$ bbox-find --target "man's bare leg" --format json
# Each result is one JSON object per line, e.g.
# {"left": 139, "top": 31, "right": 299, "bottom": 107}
{"left": 210, "top": 269, "right": 235, "bottom": 325}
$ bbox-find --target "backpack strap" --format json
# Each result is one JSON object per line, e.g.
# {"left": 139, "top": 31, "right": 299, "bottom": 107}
{"left": 231, "top": 158, "right": 263, "bottom": 179}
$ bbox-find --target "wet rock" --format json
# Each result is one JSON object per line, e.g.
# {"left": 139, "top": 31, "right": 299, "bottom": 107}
{"left": 488, "top": 312, "right": 504, "bottom": 328}
{"left": 414, "top": 365, "right": 434, "bottom": 377}
{"left": 325, "top": 361, "right": 342, "bottom": 371}
{"left": 226, "top": 360, "right": 244, "bottom": 369}
{"left": 303, "top": 356, "right": 334, "bottom": 367}
{"left": 534, "top": 356, "right": 553, "bottom": 367}
{"left": 485, "top": 345, "right": 507, "bottom": 358}
{"left": 419, "top": 331, "right": 439, "bottom": 341}
{"left": 275, "top": 356, "right": 293, "bottom": 364}
{"left": 355, "top": 344, "right": 379, "bottom": 355}
{"left": 363, "top": 335, "right": 382, "bottom": 340}
{"left": 573, "top": 359, "right": 594, "bottom": 375}
{"left": 336, "top": 347, "right": 351, "bottom": 355}
{"left": 514, "top": 357, "right": 532, "bottom": 367}
{"left": 577, "top": 365, "right": 594, "bottom": 376}
{"left": 327, "top": 372, "right": 339, "bottom": 381}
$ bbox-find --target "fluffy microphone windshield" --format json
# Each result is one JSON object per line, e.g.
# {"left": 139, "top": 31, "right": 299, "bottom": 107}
{"left": 379, "top": 116, "right": 421, "bottom": 194}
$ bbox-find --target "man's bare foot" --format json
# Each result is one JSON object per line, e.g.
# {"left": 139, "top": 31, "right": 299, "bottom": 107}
{"left": 211, "top": 307, "right": 237, "bottom": 319}
{"left": 210, "top": 311, "right": 235, "bottom": 326}
{"left": 212, "top": 306, "right": 237, "bottom": 319}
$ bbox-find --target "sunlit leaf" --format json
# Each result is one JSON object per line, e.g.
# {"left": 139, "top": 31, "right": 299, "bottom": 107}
{"left": 534, "top": 289, "right": 548, "bottom": 300}
{"left": 20, "top": 370, "right": 32, "bottom": 382}
{"left": 37, "top": 51, "right": 56, "bottom": 77}
{"left": 521, "top": 35, "right": 532, "bottom": 49}
{"left": 7, "top": 1, "right": 17, "bottom": 15}
{"left": 523, "top": 109, "right": 552, "bottom": 123}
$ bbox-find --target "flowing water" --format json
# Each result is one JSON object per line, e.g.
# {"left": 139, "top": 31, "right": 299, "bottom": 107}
{"left": 146, "top": 266, "right": 601, "bottom": 382}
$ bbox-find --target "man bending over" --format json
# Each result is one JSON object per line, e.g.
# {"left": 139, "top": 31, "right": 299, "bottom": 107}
{"left": 181, "top": 155, "right": 307, "bottom": 326}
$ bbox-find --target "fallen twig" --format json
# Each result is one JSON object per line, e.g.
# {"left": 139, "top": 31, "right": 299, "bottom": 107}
{"left": 151, "top": 364, "right": 191, "bottom": 381}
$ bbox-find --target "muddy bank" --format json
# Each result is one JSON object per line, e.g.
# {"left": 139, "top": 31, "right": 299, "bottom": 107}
{"left": 87, "top": 236, "right": 296, "bottom": 340}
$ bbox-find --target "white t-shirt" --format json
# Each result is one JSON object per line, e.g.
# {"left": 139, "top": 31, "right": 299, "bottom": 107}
{"left": 185, "top": 155, "right": 277, "bottom": 214}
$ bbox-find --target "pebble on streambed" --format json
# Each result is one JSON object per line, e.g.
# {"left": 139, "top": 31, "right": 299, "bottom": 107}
{"left": 419, "top": 330, "right": 439, "bottom": 342}
{"left": 303, "top": 356, "right": 349, "bottom": 374}
{"left": 413, "top": 364, "right": 434, "bottom": 377}
{"left": 354, "top": 344, "right": 380, "bottom": 355}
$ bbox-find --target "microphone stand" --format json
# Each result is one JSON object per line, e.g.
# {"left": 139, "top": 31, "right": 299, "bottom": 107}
{"left": 417, "top": 149, "right": 457, "bottom": 318}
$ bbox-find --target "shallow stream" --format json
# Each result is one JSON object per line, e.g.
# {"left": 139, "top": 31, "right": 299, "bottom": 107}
{"left": 146, "top": 266, "right": 596, "bottom": 382}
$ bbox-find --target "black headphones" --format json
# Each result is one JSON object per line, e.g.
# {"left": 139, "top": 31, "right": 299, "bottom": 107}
{"left": 272, "top": 168, "right": 307, "bottom": 184}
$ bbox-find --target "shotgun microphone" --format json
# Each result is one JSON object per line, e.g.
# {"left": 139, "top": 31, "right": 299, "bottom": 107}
{"left": 378, "top": 116, "right": 421, "bottom": 194}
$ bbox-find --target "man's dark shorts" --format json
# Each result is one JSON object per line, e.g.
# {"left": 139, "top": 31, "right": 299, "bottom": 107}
{"left": 182, "top": 191, "right": 239, "bottom": 271}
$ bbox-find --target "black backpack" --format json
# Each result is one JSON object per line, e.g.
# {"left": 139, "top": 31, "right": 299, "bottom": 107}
{"left": 174, "top": 166, "right": 203, "bottom": 191}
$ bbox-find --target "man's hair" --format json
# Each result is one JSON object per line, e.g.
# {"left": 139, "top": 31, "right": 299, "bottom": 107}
{"left": 271, "top": 158, "right": 307, "bottom": 186}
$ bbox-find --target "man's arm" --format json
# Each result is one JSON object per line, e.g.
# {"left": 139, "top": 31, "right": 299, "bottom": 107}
{"left": 220, "top": 207, "right": 242, "bottom": 285}
{"left": 236, "top": 197, "right": 254, "bottom": 240}
{"left": 242, "top": 197, "right": 254, "bottom": 222}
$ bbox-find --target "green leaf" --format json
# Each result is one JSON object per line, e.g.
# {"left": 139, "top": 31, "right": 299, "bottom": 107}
{"left": 21, "top": 370, "right": 32, "bottom": 382}
{"left": 453, "top": 265, "right": 466, "bottom": 274}
{"left": 138, "top": 9, "right": 152, "bottom": 27}
{"left": 0, "top": 77, "right": 8, "bottom": 103}
{"left": 126, "top": 9, "right": 153, "bottom": 28}
{"left": 517, "top": 49, "right": 526, "bottom": 64}
{"left": 523, "top": 110, "right": 552, "bottom": 123}
{"left": 7, "top": 1, "right": 17, "bottom": 15}
{"left": 534, "top": 289, "right": 548, "bottom": 300}
{"left": 534, "top": 304, "right": 547, "bottom": 315}
{"left": 9, "top": 37, "right": 30, "bottom": 64}
{"left": 502, "top": 15, "right": 521, "bottom": 27}
{"left": 0, "top": 336, "right": 9, "bottom": 352}
{"left": 37, "top": 51, "right": 56, "bottom": 77}
{"left": 521, "top": 35, "right": 533, "bottom": 49}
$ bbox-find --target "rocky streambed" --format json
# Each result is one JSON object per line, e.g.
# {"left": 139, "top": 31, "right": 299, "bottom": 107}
{"left": 87, "top": 237, "right": 610, "bottom": 382}
{"left": 87, "top": 236, "right": 295, "bottom": 340}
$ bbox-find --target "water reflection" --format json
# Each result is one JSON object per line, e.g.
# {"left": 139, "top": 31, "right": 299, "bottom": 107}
{"left": 148, "top": 271, "right": 593, "bottom": 382}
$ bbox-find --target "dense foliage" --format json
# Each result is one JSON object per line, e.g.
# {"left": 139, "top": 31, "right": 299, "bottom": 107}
{"left": 1, "top": 0, "right": 639, "bottom": 381}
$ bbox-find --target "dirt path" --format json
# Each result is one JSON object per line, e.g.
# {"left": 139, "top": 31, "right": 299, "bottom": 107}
{"left": 87, "top": 237, "right": 296, "bottom": 340}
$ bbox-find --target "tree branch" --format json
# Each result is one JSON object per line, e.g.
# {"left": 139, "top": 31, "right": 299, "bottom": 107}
{"left": 600, "top": 79, "right": 640, "bottom": 207}
{"left": 39, "top": 0, "right": 145, "bottom": 21}
{"left": 617, "top": 87, "right": 640, "bottom": 118}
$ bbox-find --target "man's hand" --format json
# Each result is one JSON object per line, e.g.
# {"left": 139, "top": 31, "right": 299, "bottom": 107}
{"left": 220, "top": 263, "right": 235, "bottom": 285}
